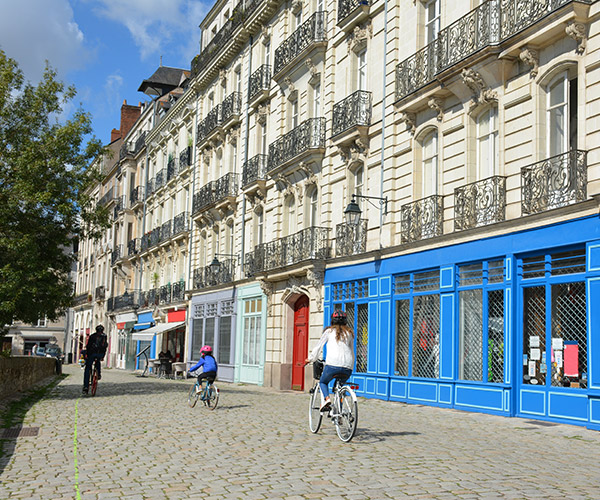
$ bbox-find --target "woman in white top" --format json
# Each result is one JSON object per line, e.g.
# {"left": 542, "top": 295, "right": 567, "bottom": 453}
{"left": 306, "top": 310, "right": 355, "bottom": 411}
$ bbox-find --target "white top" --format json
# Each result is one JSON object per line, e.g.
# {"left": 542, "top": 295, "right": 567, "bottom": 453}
{"left": 308, "top": 327, "right": 355, "bottom": 370}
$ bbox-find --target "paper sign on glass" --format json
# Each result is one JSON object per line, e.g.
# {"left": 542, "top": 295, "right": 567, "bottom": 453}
{"left": 555, "top": 350, "right": 563, "bottom": 368}
{"left": 552, "top": 338, "right": 563, "bottom": 350}
{"left": 530, "top": 348, "right": 541, "bottom": 361}
{"left": 530, "top": 336, "right": 540, "bottom": 348}
{"left": 528, "top": 360, "right": 536, "bottom": 377}
{"left": 564, "top": 342, "right": 579, "bottom": 377}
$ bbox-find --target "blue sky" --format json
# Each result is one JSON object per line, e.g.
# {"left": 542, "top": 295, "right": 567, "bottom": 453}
{"left": 0, "top": 0, "right": 210, "bottom": 145}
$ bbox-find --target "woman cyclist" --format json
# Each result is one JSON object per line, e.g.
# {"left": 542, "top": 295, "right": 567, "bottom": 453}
{"left": 305, "top": 310, "right": 355, "bottom": 412}
{"left": 188, "top": 345, "right": 218, "bottom": 393}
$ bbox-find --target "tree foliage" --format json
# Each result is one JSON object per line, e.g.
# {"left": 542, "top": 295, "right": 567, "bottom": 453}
{"left": 0, "top": 50, "right": 109, "bottom": 329}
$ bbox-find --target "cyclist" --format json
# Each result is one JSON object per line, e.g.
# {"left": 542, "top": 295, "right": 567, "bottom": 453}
{"left": 188, "top": 345, "right": 218, "bottom": 396}
{"left": 82, "top": 325, "right": 108, "bottom": 395}
{"left": 305, "top": 310, "right": 355, "bottom": 412}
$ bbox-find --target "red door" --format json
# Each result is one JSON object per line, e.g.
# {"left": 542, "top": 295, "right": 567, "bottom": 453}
{"left": 292, "top": 295, "right": 309, "bottom": 391}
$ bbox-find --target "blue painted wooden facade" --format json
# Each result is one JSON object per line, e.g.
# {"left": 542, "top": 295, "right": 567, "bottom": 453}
{"left": 324, "top": 215, "right": 600, "bottom": 430}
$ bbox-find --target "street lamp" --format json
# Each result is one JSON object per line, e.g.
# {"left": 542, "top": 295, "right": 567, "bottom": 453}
{"left": 344, "top": 194, "right": 388, "bottom": 225}
{"left": 209, "top": 253, "right": 237, "bottom": 273}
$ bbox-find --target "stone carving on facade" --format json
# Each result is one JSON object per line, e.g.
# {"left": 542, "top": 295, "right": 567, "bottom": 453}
{"left": 284, "top": 77, "right": 298, "bottom": 101}
{"left": 257, "top": 103, "right": 269, "bottom": 125}
{"left": 246, "top": 190, "right": 265, "bottom": 208}
{"left": 274, "top": 173, "right": 293, "bottom": 193}
{"left": 202, "top": 149, "right": 211, "bottom": 166}
{"left": 307, "top": 267, "right": 324, "bottom": 311}
{"left": 227, "top": 126, "right": 240, "bottom": 145}
{"left": 398, "top": 111, "right": 416, "bottom": 134}
{"left": 261, "top": 24, "right": 271, "bottom": 44}
{"left": 461, "top": 68, "right": 498, "bottom": 114}
{"left": 519, "top": 47, "right": 539, "bottom": 78}
{"left": 338, "top": 137, "right": 368, "bottom": 167}
{"left": 347, "top": 22, "right": 372, "bottom": 53}
{"left": 291, "top": 0, "right": 303, "bottom": 15}
{"left": 258, "top": 278, "right": 274, "bottom": 313}
{"left": 428, "top": 97, "right": 444, "bottom": 121}
{"left": 566, "top": 22, "right": 586, "bottom": 54}
{"left": 305, "top": 58, "right": 321, "bottom": 86}
{"left": 219, "top": 68, "right": 227, "bottom": 86}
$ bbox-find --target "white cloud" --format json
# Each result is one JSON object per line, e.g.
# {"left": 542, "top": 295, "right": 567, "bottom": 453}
{"left": 0, "top": 0, "right": 91, "bottom": 83}
{"left": 92, "top": 0, "right": 208, "bottom": 63}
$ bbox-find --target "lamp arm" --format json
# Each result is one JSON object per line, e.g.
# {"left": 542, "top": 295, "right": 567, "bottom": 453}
{"left": 353, "top": 194, "right": 388, "bottom": 215}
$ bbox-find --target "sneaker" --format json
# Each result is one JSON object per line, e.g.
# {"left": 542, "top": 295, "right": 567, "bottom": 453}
{"left": 97, "top": 374, "right": 101, "bottom": 380}
{"left": 82, "top": 388, "right": 88, "bottom": 395}
{"left": 320, "top": 400, "right": 331, "bottom": 412}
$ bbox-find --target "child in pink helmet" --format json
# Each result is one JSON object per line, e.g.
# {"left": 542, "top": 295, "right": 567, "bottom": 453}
{"left": 188, "top": 345, "right": 218, "bottom": 392}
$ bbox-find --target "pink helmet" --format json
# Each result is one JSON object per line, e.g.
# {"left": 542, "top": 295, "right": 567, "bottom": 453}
{"left": 200, "top": 345, "right": 213, "bottom": 354}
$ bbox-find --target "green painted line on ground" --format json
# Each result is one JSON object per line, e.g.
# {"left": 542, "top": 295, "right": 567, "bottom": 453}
{"left": 74, "top": 398, "right": 81, "bottom": 500}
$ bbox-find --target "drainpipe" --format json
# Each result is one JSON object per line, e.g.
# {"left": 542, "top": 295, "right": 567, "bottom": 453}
{"left": 378, "top": 0, "right": 389, "bottom": 237}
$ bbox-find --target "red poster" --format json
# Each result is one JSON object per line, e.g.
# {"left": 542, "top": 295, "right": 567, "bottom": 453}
{"left": 564, "top": 342, "right": 579, "bottom": 377}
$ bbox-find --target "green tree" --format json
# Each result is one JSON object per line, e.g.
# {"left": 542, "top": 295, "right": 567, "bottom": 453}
{"left": 0, "top": 50, "right": 109, "bottom": 330}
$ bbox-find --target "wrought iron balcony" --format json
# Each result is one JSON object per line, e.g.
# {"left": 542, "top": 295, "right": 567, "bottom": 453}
{"left": 146, "top": 179, "right": 154, "bottom": 198}
{"left": 242, "top": 154, "right": 268, "bottom": 188}
{"left": 130, "top": 186, "right": 144, "bottom": 206}
{"left": 395, "top": 0, "right": 590, "bottom": 102}
{"left": 273, "top": 11, "right": 326, "bottom": 76}
{"left": 98, "top": 188, "right": 114, "bottom": 207}
{"left": 454, "top": 176, "right": 506, "bottom": 231}
{"left": 159, "top": 283, "right": 172, "bottom": 304}
{"left": 134, "top": 131, "right": 146, "bottom": 155}
{"left": 113, "top": 196, "right": 126, "bottom": 218}
{"left": 140, "top": 233, "right": 150, "bottom": 252}
{"left": 111, "top": 245, "right": 123, "bottom": 265}
{"left": 335, "top": 220, "right": 368, "bottom": 257}
{"left": 119, "top": 143, "right": 130, "bottom": 160}
{"left": 197, "top": 105, "right": 222, "bottom": 145}
{"left": 108, "top": 291, "right": 141, "bottom": 312}
{"left": 141, "top": 288, "right": 159, "bottom": 308}
{"left": 338, "top": 0, "right": 369, "bottom": 24}
{"left": 221, "top": 91, "right": 242, "bottom": 124}
{"left": 249, "top": 64, "right": 271, "bottom": 102}
{"left": 244, "top": 226, "right": 330, "bottom": 276}
{"left": 521, "top": 150, "right": 587, "bottom": 215}
{"left": 173, "top": 212, "right": 189, "bottom": 235}
{"left": 332, "top": 91, "right": 372, "bottom": 137}
{"left": 171, "top": 280, "right": 186, "bottom": 302}
{"left": 179, "top": 146, "right": 192, "bottom": 169}
{"left": 73, "top": 293, "right": 90, "bottom": 306}
{"left": 149, "top": 227, "right": 161, "bottom": 247}
{"left": 160, "top": 220, "right": 172, "bottom": 242}
{"left": 193, "top": 259, "right": 236, "bottom": 289}
{"left": 192, "top": 173, "right": 239, "bottom": 215}
{"left": 268, "top": 118, "right": 326, "bottom": 173}
{"left": 154, "top": 169, "right": 166, "bottom": 191}
{"left": 401, "top": 195, "right": 444, "bottom": 243}
{"left": 167, "top": 157, "right": 177, "bottom": 182}
{"left": 127, "top": 238, "right": 140, "bottom": 257}
{"left": 95, "top": 286, "right": 105, "bottom": 301}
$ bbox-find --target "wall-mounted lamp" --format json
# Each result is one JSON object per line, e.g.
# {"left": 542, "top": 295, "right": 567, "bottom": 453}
{"left": 209, "top": 253, "right": 237, "bottom": 273}
{"left": 344, "top": 194, "right": 388, "bottom": 226}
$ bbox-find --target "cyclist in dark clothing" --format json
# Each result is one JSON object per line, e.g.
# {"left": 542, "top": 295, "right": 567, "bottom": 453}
{"left": 82, "top": 325, "right": 108, "bottom": 394}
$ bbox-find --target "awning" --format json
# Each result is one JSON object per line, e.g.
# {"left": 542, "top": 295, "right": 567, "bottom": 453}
{"left": 131, "top": 321, "right": 185, "bottom": 341}
{"left": 8, "top": 332, "right": 57, "bottom": 340}
{"left": 116, "top": 312, "right": 137, "bottom": 323}
{"left": 132, "top": 322, "right": 153, "bottom": 331}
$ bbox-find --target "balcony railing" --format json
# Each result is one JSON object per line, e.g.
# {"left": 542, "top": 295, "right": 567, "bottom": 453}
{"left": 221, "top": 91, "right": 242, "bottom": 123}
{"left": 141, "top": 289, "right": 159, "bottom": 308}
{"left": 332, "top": 90, "right": 372, "bottom": 137}
{"left": 149, "top": 227, "right": 160, "bottom": 247}
{"left": 167, "top": 157, "right": 177, "bottom": 182}
{"left": 173, "top": 212, "right": 189, "bottom": 235}
{"left": 268, "top": 118, "right": 326, "bottom": 173}
{"left": 193, "top": 259, "right": 236, "bottom": 289}
{"left": 395, "top": 0, "right": 590, "bottom": 102}
{"left": 134, "top": 131, "right": 146, "bottom": 155}
{"left": 159, "top": 283, "right": 172, "bottom": 304}
{"left": 95, "top": 286, "right": 105, "bottom": 301}
{"left": 454, "top": 176, "right": 506, "bottom": 231}
{"left": 335, "top": 220, "right": 368, "bottom": 257}
{"left": 249, "top": 64, "right": 271, "bottom": 102}
{"left": 154, "top": 169, "right": 166, "bottom": 191}
{"left": 160, "top": 220, "right": 172, "bottom": 242}
{"left": 98, "top": 188, "right": 114, "bottom": 207}
{"left": 521, "top": 150, "right": 587, "bottom": 215}
{"left": 141, "top": 233, "right": 150, "bottom": 252}
{"left": 130, "top": 186, "right": 144, "bottom": 206}
{"left": 338, "top": 0, "right": 369, "bottom": 23}
{"left": 242, "top": 154, "right": 268, "bottom": 188}
{"left": 401, "top": 195, "right": 444, "bottom": 243}
{"left": 274, "top": 11, "right": 326, "bottom": 76}
{"left": 73, "top": 293, "right": 90, "bottom": 306}
{"left": 244, "top": 227, "right": 330, "bottom": 276}
{"left": 127, "top": 238, "right": 140, "bottom": 257}
{"left": 171, "top": 280, "right": 186, "bottom": 302}
{"left": 197, "top": 104, "right": 222, "bottom": 145}
{"left": 180, "top": 146, "right": 192, "bottom": 169}
{"left": 111, "top": 245, "right": 123, "bottom": 265}
{"left": 113, "top": 196, "right": 126, "bottom": 218}
{"left": 146, "top": 179, "right": 154, "bottom": 198}
{"left": 193, "top": 173, "right": 239, "bottom": 215}
{"left": 107, "top": 291, "right": 141, "bottom": 312}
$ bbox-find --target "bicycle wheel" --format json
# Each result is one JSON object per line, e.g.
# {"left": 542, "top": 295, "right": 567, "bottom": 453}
{"left": 90, "top": 367, "right": 98, "bottom": 397}
{"left": 188, "top": 383, "right": 200, "bottom": 408}
{"left": 205, "top": 384, "right": 219, "bottom": 410}
{"left": 334, "top": 387, "right": 358, "bottom": 442}
{"left": 308, "top": 384, "right": 323, "bottom": 433}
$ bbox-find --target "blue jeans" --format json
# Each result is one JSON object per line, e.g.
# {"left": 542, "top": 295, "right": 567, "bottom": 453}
{"left": 83, "top": 354, "right": 103, "bottom": 390}
{"left": 319, "top": 365, "right": 352, "bottom": 399}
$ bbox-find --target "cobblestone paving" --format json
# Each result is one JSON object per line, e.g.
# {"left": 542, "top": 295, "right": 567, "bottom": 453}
{"left": 2, "top": 364, "right": 600, "bottom": 499}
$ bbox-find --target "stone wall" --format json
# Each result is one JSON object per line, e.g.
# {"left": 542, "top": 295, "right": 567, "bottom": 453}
{"left": 0, "top": 357, "right": 58, "bottom": 400}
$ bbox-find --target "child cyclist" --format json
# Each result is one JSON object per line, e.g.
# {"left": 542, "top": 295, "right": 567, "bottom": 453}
{"left": 188, "top": 345, "right": 218, "bottom": 395}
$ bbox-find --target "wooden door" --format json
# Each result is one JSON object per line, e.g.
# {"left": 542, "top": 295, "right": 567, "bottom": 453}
{"left": 292, "top": 295, "right": 309, "bottom": 390}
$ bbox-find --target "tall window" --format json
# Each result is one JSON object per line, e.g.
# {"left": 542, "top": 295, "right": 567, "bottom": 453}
{"left": 294, "top": 10, "right": 302, "bottom": 29}
{"left": 235, "top": 68, "right": 242, "bottom": 95}
{"left": 307, "top": 187, "right": 318, "bottom": 227}
{"left": 421, "top": 130, "right": 438, "bottom": 198}
{"left": 357, "top": 49, "right": 367, "bottom": 91}
{"left": 547, "top": 72, "right": 577, "bottom": 157}
{"left": 425, "top": 0, "right": 440, "bottom": 44}
{"left": 476, "top": 107, "right": 498, "bottom": 179}
{"left": 290, "top": 98, "right": 299, "bottom": 129}
{"left": 350, "top": 165, "right": 364, "bottom": 211}
{"left": 260, "top": 123, "right": 268, "bottom": 154}
{"left": 264, "top": 41, "right": 271, "bottom": 67}
{"left": 254, "top": 208, "right": 264, "bottom": 246}
{"left": 284, "top": 195, "right": 296, "bottom": 236}
{"left": 312, "top": 83, "right": 321, "bottom": 118}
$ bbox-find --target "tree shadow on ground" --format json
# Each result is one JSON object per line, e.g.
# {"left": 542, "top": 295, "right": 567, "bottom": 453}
{"left": 351, "top": 429, "right": 421, "bottom": 443}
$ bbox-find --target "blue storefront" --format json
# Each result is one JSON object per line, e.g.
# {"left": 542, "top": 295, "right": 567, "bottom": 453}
{"left": 324, "top": 215, "right": 600, "bottom": 430}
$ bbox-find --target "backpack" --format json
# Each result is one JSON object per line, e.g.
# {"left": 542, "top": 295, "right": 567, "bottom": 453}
{"left": 88, "top": 333, "right": 108, "bottom": 356}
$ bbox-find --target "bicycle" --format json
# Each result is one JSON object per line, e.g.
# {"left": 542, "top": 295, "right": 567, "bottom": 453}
{"left": 90, "top": 358, "right": 101, "bottom": 397}
{"left": 308, "top": 361, "right": 359, "bottom": 442}
{"left": 188, "top": 376, "right": 219, "bottom": 410}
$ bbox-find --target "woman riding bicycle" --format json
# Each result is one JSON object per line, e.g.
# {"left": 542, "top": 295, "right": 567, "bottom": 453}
{"left": 305, "top": 310, "right": 355, "bottom": 412}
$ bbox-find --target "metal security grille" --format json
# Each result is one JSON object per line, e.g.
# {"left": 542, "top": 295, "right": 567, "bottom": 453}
{"left": 550, "top": 249, "right": 585, "bottom": 276}
{"left": 459, "top": 289, "right": 483, "bottom": 381}
{"left": 394, "top": 275, "right": 410, "bottom": 294}
{"left": 523, "top": 286, "right": 546, "bottom": 385}
{"left": 488, "top": 260, "right": 505, "bottom": 284}
{"left": 356, "top": 303, "right": 369, "bottom": 373}
{"left": 487, "top": 289, "right": 504, "bottom": 383}
{"left": 345, "top": 302, "right": 355, "bottom": 335}
{"left": 412, "top": 294, "right": 440, "bottom": 378}
{"left": 395, "top": 299, "right": 410, "bottom": 376}
{"left": 218, "top": 316, "right": 232, "bottom": 364}
{"left": 459, "top": 263, "right": 483, "bottom": 287}
{"left": 332, "top": 279, "right": 369, "bottom": 301}
{"left": 551, "top": 282, "right": 587, "bottom": 387}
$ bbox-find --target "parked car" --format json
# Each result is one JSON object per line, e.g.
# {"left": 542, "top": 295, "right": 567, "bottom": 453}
{"left": 35, "top": 347, "right": 46, "bottom": 356}
{"left": 44, "top": 344, "right": 63, "bottom": 361}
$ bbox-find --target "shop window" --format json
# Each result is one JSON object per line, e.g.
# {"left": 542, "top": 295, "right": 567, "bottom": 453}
{"left": 242, "top": 297, "right": 262, "bottom": 365}
{"left": 395, "top": 299, "right": 410, "bottom": 376}
{"left": 218, "top": 316, "right": 232, "bottom": 364}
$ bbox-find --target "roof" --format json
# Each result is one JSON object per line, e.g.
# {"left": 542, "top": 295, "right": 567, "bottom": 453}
{"left": 138, "top": 66, "right": 190, "bottom": 97}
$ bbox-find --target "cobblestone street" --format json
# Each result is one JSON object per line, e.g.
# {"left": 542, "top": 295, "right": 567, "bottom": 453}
{"left": 1, "top": 364, "right": 600, "bottom": 499}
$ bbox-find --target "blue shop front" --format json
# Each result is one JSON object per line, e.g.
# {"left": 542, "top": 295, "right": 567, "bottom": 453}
{"left": 324, "top": 215, "right": 600, "bottom": 430}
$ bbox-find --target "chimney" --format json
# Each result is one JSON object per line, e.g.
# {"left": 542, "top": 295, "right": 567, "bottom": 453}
{"left": 119, "top": 99, "right": 142, "bottom": 138}
{"left": 111, "top": 128, "right": 121, "bottom": 142}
